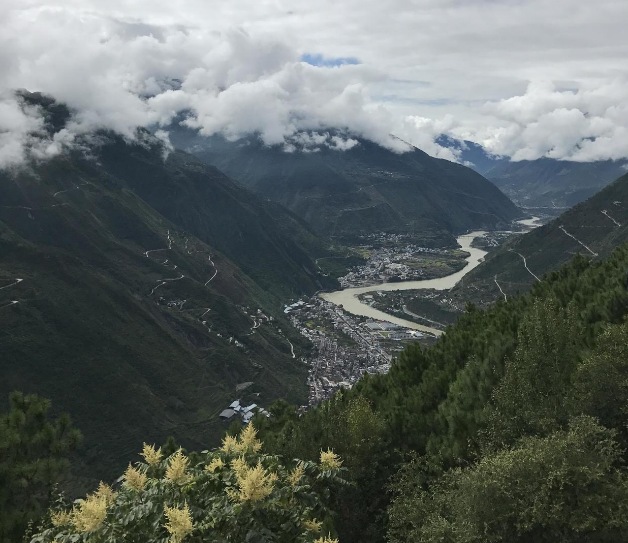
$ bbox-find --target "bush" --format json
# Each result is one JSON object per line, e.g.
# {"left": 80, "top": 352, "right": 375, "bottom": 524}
{"left": 32, "top": 425, "right": 347, "bottom": 543}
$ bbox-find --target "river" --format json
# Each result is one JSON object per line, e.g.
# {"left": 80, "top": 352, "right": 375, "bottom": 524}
{"left": 320, "top": 218, "right": 540, "bottom": 337}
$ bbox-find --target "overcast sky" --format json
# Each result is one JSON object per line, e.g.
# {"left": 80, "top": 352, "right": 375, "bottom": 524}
{"left": 1, "top": 0, "right": 627, "bottom": 167}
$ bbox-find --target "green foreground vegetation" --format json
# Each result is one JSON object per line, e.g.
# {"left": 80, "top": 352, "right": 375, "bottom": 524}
{"left": 4, "top": 242, "right": 628, "bottom": 542}
{"left": 255, "top": 242, "right": 628, "bottom": 542}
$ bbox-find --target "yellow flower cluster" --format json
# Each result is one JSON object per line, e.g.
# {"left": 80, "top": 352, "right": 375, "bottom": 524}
{"left": 165, "top": 449, "right": 191, "bottom": 485}
{"left": 124, "top": 463, "right": 147, "bottom": 491}
{"left": 205, "top": 457, "right": 225, "bottom": 473}
{"left": 303, "top": 518, "right": 323, "bottom": 533}
{"left": 232, "top": 461, "right": 278, "bottom": 503}
{"left": 50, "top": 509, "right": 73, "bottom": 527}
{"left": 231, "top": 456, "right": 248, "bottom": 477}
{"left": 319, "top": 449, "right": 343, "bottom": 470}
{"left": 314, "top": 537, "right": 339, "bottom": 543}
{"left": 220, "top": 424, "right": 262, "bottom": 455}
{"left": 70, "top": 481, "right": 116, "bottom": 532}
{"left": 164, "top": 502, "right": 194, "bottom": 543}
{"left": 94, "top": 482, "right": 117, "bottom": 503}
{"left": 141, "top": 442, "right": 162, "bottom": 466}
{"left": 288, "top": 464, "right": 305, "bottom": 487}
{"left": 72, "top": 495, "right": 108, "bottom": 532}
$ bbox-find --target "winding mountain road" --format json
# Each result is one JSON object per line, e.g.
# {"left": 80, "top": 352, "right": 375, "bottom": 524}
{"left": 205, "top": 254, "right": 218, "bottom": 285}
{"left": 402, "top": 305, "right": 446, "bottom": 328}
{"left": 559, "top": 226, "right": 598, "bottom": 257}
{"left": 494, "top": 275, "right": 507, "bottom": 301}
{"left": 142, "top": 230, "right": 224, "bottom": 336}
{"left": 508, "top": 249, "right": 540, "bottom": 281}
{"left": 0, "top": 278, "right": 23, "bottom": 291}
{"left": 286, "top": 337, "right": 296, "bottom": 358}
{"left": 601, "top": 210, "right": 621, "bottom": 227}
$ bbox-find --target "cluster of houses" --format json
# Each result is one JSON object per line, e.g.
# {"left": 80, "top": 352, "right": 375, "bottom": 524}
{"left": 337, "top": 244, "right": 436, "bottom": 288}
{"left": 364, "top": 320, "right": 423, "bottom": 340}
{"left": 219, "top": 399, "right": 270, "bottom": 424}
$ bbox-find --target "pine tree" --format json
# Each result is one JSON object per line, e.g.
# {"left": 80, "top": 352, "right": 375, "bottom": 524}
{"left": 0, "top": 392, "right": 82, "bottom": 542}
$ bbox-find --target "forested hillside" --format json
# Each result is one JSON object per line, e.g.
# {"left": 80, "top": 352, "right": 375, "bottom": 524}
{"left": 254, "top": 242, "right": 628, "bottom": 542}
{"left": 0, "top": 93, "right": 335, "bottom": 487}
{"left": 458, "top": 171, "right": 628, "bottom": 304}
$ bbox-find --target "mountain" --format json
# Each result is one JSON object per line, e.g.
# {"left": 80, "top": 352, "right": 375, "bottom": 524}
{"left": 439, "top": 135, "right": 628, "bottom": 209}
{"left": 169, "top": 130, "right": 520, "bottom": 244}
{"left": 0, "top": 93, "right": 333, "bottom": 484}
{"left": 485, "top": 158, "right": 628, "bottom": 208}
{"left": 457, "top": 171, "right": 628, "bottom": 303}
{"left": 436, "top": 135, "right": 502, "bottom": 175}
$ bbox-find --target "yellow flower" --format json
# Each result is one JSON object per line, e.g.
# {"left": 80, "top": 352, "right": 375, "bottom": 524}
{"left": 50, "top": 509, "right": 73, "bottom": 527}
{"left": 165, "top": 449, "right": 190, "bottom": 485}
{"left": 164, "top": 502, "right": 194, "bottom": 543}
{"left": 94, "top": 481, "right": 117, "bottom": 504}
{"left": 221, "top": 425, "right": 263, "bottom": 455}
{"left": 314, "top": 537, "right": 338, "bottom": 543}
{"left": 232, "top": 461, "right": 276, "bottom": 503}
{"left": 72, "top": 494, "right": 108, "bottom": 532}
{"left": 288, "top": 464, "right": 304, "bottom": 487}
{"left": 319, "top": 449, "right": 343, "bottom": 470}
{"left": 205, "top": 457, "right": 224, "bottom": 473}
{"left": 220, "top": 434, "right": 238, "bottom": 453}
{"left": 237, "top": 424, "right": 263, "bottom": 454}
{"left": 230, "top": 456, "right": 248, "bottom": 477}
{"left": 303, "top": 518, "right": 323, "bottom": 533}
{"left": 141, "top": 443, "right": 162, "bottom": 466}
{"left": 123, "top": 463, "right": 147, "bottom": 491}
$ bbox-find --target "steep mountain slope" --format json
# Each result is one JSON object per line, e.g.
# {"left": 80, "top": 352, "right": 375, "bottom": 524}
{"left": 171, "top": 131, "right": 520, "bottom": 242}
{"left": 457, "top": 171, "right": 628, "bottom": 303}
{"left": 440, "top": 136, "right": 628, "bottom": 209}
{"left": 0, "top": 97, "right": 333, "bottom": 483}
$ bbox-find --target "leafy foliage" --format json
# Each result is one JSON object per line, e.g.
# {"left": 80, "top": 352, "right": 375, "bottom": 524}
{"left": 33, "top": 425, "right": 347, "bottom": 543}
{"left": 389, "top": 417, "right": 628, "bottom": 543}
{"left": 260, "top": 242, "right": 628, "bottom": 542}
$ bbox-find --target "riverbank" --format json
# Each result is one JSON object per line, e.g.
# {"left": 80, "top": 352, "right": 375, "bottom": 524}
{"left": 320, "top": 231, "right": 488, "bottom": 336}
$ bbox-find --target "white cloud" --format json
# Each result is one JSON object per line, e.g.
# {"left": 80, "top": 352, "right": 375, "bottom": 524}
{"left": 0, "top": 93, "right": 77, "bottom": 168}
{"left": 0, "top": 1, "right": 627, "bottom": 167}
{"left": 474, "top": 80, "right": 628, "bottom": 162}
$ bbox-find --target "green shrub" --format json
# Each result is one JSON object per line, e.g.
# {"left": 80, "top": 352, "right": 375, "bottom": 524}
{"left": 33, "top": 425, "right": 347, "bottom": 543}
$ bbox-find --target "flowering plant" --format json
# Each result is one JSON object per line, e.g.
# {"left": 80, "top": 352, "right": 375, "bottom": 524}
{"left": 32, "top": 425, "right": 347, "bottom": 543}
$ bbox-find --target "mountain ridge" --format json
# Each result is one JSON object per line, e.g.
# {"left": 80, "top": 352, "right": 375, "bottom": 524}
{"left": 169, "top": 129, "right": 521, "bottom": 242}
{"left": 456, "top": 171, "right": 628, "bottom": 303}
{"left": 0, "top": 105, "right": 336, "bottom": 485}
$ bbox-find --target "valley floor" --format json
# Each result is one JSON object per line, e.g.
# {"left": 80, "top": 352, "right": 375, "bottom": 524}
{"left": 290, "top": 216, "right": 549, "bottom": 405}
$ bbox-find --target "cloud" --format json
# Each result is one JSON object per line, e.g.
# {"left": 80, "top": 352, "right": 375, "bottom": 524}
{"left": 473, "top": 80, "right": 628, "bottom": 162}
{"left": 1, "top": 1, "right": 627, "bottom": 167}
{"left": 0, "top": 93, "right": 79, "bottom": 168}
{"left": 0, "top": 8, "right": 413, "bottom": 167}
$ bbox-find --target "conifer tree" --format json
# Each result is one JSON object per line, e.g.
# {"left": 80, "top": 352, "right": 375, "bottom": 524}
{"left": 0, "top": 392, "right": 82, "bottom": 542}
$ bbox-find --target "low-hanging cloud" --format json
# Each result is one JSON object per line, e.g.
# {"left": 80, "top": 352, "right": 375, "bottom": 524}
{"left": 0, "top": 7, "right": 414, "bottom": 168}
{"left": 1, "top": 3, "right": 628, "bottom": 169}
